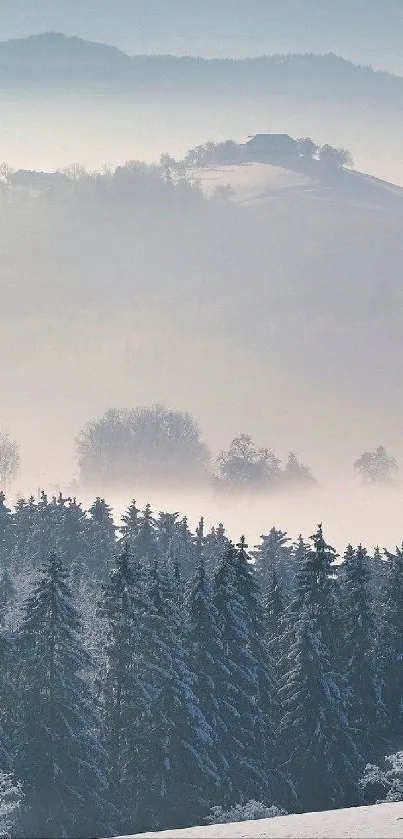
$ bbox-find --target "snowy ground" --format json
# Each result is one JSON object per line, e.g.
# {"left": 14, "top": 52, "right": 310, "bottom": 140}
{"left": 113, "top": 802, "right": 403, "bottom": 838}
{"left": 192, "top": 163, "right": 312, "bottom": 203}
{"left": 191, "top": 162, "right": 403, "bottom": 210}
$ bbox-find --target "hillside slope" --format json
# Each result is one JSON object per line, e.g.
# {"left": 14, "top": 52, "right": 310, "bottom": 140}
{"left": 112, "top": 802, "right": 403, "bottom": 838}
{"left": 2, "top": 155, "right": 403, "bottom": 489}
{"left": 193, "top": 161, "right": 403, "bottom": 210}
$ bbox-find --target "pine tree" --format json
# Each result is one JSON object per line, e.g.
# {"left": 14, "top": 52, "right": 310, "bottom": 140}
{"left": 342, "top": 544, "right": 381, "bottom": 756}
{"left": 175, "top": 516, "right": 196, "bottom": 580}
{"left": 291, "top": 534, "right": 310, "bottom": 576}
{"left": 379, "top": 543, "right": 403, "bottom": 742}
{"left": 102, "top": 543, "right": 157, "bottom": 832}
{"left": 30, "top": 491, "right": 58, "bottom": 565}
{"left": 144, "top": 557, "right": 218, "bottom": 830}
{"left": 234, "top": 537, "right": 275, "bottom": 781}
{"left": 0, "top": 568, "right": 16, "bottom": 629}
{"left": 0, "top": 493, "right": 13, "bottom": 572}
{"left": 203, "top": 523, "right": 229, "bottom": 575}
{"left": 155, "top": 511, "right": 182, "bottom": 587}
{"left": 15, "top": 551, "right": 110, "bottom": 838}
{"left": 0, "top": 607, "right": 13, "bottom": 776}
{"left": 132, "top": 504, "right": 159, "bottom": 568}
{"left": 12, "top": 497, "right": 37, "bottom": 569}
{"left": 52, "top": 495, "right": 89, "bottom": 590}
{"left": 301, "top": 523, "right": 340, "bottom": 658}
{"left": 252, "top": 527, "right": 293, "bottom": 596}
{"left": 86, "top": 497, "right": 116, "bottom": 578}
{"left": 12, "top": 495, "right": 54, "bottom": 571}
{"left": 156, "top": 511, "right": 179, "bottom": 555}
{"left": 213, "top": 541, "right": 273, "bottom": 803}
{"left": 367, "top": 545, "right": 388, "bottom": 619}
{"left": 279, "top": 526, "right": 362, "bottom": 811}
{"left": 58, "top": 495, "right": 88, "bottom": 564}
{"left": 279, "top": 603, "right": 361, "bottom": 812}
{"left": 184, "top": 521, "right": 231, "bottom": 806}
{"left": 264, "top": 567, "right": 285, "bottom": 741}
{"left": 119, "top": 498, "right": 140, "bottom": 547}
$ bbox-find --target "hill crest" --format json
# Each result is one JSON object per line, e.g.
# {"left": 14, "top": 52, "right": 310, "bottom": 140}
{"left": 0, "top": 32, "right": 401, "bottom": 85}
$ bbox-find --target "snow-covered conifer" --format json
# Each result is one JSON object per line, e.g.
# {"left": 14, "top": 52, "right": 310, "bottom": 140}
{"left": 252, "top": 527, "right": 293, "bottom": 595}
{"left": 342, "top": 544, "right": 381, "bottom": 755}
{"left": 379, "top": 543, "right": 403, "bottom": 740}
{"left": 86, "top": 497, "right": 116, "bottom": 577}
{"left": 15, "top": 551, "right": 110, "bottom": 838}
{"left": 279, "top": 604, "right": 361, "bottom": 812}
{"left": 119, "top": 498, "right": 140, "bottom": 547}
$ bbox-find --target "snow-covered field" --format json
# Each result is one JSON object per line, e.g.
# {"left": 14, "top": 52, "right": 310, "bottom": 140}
{"left": 113, "top": 802, "right": 403, "bottom": 838}
{"left": 192, "top": 163, "right": 311, "bottom": 203}
{"left": 191, "top": 162, "right": 403, "bottom": 210}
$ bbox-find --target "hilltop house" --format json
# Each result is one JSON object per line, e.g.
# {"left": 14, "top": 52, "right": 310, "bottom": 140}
{"left": 244, "top": 133, "right": 298, "bottom": 161}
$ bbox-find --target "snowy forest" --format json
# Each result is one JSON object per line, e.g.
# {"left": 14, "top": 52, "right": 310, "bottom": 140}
{"left": 0, "top": 490, "right": 401, "bottom": 836}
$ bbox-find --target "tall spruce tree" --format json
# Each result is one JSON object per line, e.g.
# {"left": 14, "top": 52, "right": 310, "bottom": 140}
{"left": 175, "top": 516, "right": 196, "bottom": 580}
{"left": 279, "top": 526, "right": 362, "bottom": 812}
{"left": 234, "top": 537, "right": 276, "bottom": 790}
{"left": 29, "top": 492, "right": 58, "bottom": 566}
{"left": 203, "top": 523, "right": 229, "bottom": 575}
{"left": 184, "top": 520, "right": 232, "bottom": 807}
{"left": 56, "top": 496, "right": 89, "bottom": 578}
{"left": 264, "top": 567, "right": 285, "bottom": 746}
{"left": 132, "top": 504, "right": 159, "bottom": 568}
{"left": 301, "top": 523, "right": 340, "bottom": 659}
{"left": 0, "top": 568, "right": 16, "bottom": 629}
{"left": 86, "top": 497, "right": 116, "bottom": 578}
{"left": 144, "top": 557, "right": 219, "bottom": 830}
{"left": 119, "top": 498, "right": 140, "bottom": 547}
{"left": 368, "top": 545, "right": 388, "bottom": 604}
{"left": 12, "top": 497, "right": 37, "bottom": 570}
{"left": 342, "top": 544, "right": 381, "bottom": 757}
{"left": 102, "top": 543, "right": 158, "bottom": 833}
{"left": 15, "top": 551, "right": 110, "bottom": 838}
{"left": 213, "top": 540, "right": 273, "bottom": 803}
{"left": 252, "top": 527, "right": 293, "bottom": 596}
{"left": 155, "top": 512, "right": 179, "bottom": 556}
{"left": 291, "top": 534, "right": 310, "bottom": 577}
{"left": 0, "top": 493, "right": 13, "bottom": 572}
{"left": 279, "top": 602, "right": 361, "bottom": 812}
{"left": 0, "top": 598, "right": 13, "bottom": 775}
{"left": 379, "top": 543, "right": 403, "bottom": 743}
{"left": 155, "top": 512, "right": 182, "bottom": 587}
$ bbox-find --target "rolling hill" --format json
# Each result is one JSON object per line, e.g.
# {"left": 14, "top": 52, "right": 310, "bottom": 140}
{"left": 0, "top": 33, "right": 402, "bottom": 184}
{"left": 0, "top": 32, "right": 402, "bottom": 101}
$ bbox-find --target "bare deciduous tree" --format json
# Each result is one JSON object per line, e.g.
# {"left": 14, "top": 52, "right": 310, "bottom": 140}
{"left": 354, "top": 445, "right": 398, "bottom": 484}
{"left": 217, "top": 433, "right": 281, "bottom": 489}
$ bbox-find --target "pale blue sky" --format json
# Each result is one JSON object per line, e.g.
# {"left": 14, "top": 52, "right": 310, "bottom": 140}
{"left": 0, "top": 1, "right": 403, "bottom": 73}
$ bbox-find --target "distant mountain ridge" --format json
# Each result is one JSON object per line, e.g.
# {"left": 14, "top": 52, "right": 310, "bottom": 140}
{"left": 0, "top": 32, "right": 403, "bottom": 102}
{"left": 0, "top": 32, "right": 129, "bottom": 72}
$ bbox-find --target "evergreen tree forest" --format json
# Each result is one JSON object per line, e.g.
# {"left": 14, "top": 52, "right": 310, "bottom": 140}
{"left": 0, "top": 489, "right": 401, "bottom": 836}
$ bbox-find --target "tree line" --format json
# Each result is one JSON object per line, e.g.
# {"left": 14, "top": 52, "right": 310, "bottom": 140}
{"left": 76, "top": 408, "right": 316, "bottom": 491}
{"left": 1, "top": 409, "right": 399, "bottom": 491}
{"left": 0, "top": 131, "right": 352, "bottom": 202}
{"left": 0, "top": 489, "right": 401, "bottom": 835}
{"left": 176, "top": 136, "right": 353, "bottom": 172}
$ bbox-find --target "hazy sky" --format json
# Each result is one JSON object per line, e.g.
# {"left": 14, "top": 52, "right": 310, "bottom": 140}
{"left": 1, "top": 0, "right": 403, "bottom": 74}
